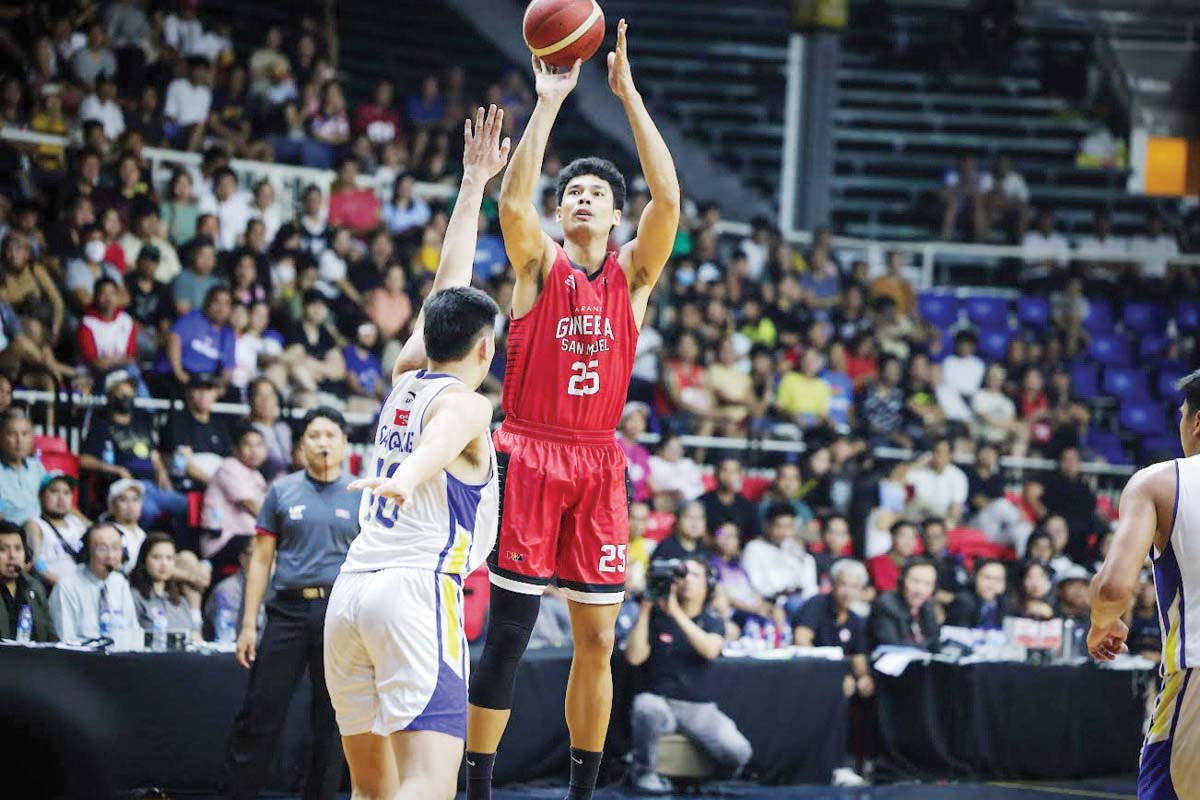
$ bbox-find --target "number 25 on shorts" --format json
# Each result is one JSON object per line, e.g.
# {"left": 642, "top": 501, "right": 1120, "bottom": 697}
{"left": 567, "top": 360, "right": 600, "bottom": 397}
{"left": 598, "top": 544, "right": 626, "bottom": 574}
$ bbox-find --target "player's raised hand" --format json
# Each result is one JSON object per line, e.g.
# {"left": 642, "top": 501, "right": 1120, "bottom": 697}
{"left": 607, "top": 19, "right": 635, "bottom": 101}
{"left": 463, "top": 104, "right": 512, "bottom": 182}
{"left": 348, "top": 475, "right": 417, "bottom": 513}
{"left": 532, "top": 55, "right": 581, "bottom": 106}
{"left": 1087, "top": 618, "right": 1129, "bottom": 661}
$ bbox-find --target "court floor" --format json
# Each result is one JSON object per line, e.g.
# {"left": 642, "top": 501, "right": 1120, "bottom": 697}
{"left": 233, "top": 778, "right": 1138, "bottom": 800}
{"left": 466, "top": 779, "right": 1139, "bottom": 800}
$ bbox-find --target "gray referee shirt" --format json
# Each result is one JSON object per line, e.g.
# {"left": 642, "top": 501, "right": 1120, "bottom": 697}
{"left": 255, "top": 470, "right": 360, "bottom": 592}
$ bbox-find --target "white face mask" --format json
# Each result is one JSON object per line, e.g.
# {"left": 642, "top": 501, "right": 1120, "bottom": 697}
{"left": 274, "top": 262, "right": 296, "bottom": 285}
{"left": 85, "top": 240, "right": 107, "bottom": 263}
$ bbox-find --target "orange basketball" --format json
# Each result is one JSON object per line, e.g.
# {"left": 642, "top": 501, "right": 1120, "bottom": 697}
{"left": 522, "top": 0, "right": 606, "bottom": 69}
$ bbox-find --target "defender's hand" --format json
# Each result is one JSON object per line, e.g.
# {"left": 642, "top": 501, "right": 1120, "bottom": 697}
{"left": 462, "top": 104, "right": 512, "bottom": 182}
{"left": 533, "top": 55, "right": 581, "bottom": 106}
{"left": 348, "top": 475, "right": 417, "bottom": 513}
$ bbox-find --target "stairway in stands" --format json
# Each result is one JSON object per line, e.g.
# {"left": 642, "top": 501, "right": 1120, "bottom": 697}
{"left": 599, "top": 0, "right": 790, "bottom": 201}
{"left": 831, "top": 2, "right": 1144, "bottom": 241}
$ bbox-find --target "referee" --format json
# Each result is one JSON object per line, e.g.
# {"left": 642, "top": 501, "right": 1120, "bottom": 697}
{"left": 223, "top": 407, "right": 360, "bottom": 800}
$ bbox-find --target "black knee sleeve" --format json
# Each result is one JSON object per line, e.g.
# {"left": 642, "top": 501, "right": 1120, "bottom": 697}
{"left": 469, "top": 585, "right": 542, "bottom": 710}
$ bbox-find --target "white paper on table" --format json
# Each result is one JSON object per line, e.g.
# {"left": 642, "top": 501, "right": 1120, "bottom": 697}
{"left": 873, "top": 649, "right": 932, "bottom": 677}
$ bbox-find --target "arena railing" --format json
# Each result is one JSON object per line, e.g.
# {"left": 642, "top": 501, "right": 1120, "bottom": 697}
{"left": 13, "top": 389, "right": 1136, "bottom": 481}
{"left": 5, "top": 126, "right": 1199, "bottom": 290}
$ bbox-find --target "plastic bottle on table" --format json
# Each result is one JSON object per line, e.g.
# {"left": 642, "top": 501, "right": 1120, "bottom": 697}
{"left": 102, "top": 440, "right": 115, "bottom": 466}
{"left": 152, "top": 606, "right": 168, "bottom": 652}
{"left": 16, "top": 604, "right": 32, "bottom": 643}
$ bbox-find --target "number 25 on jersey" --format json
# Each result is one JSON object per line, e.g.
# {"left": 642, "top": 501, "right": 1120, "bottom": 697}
{"left": 567, "top": 360, "right": 600, "bottom": 397}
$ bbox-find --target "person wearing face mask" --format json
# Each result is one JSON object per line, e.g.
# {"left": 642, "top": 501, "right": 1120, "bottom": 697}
{"left": 66, "top": 223, "right": 127, "bottom": 311}
{"left": 49, "top": 523, "right": 140, "bottom": 649}
{"left": 79, "top": 370, "right": 187, "bottom": 528}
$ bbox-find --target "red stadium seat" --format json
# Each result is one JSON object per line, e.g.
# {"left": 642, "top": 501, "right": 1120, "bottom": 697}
{"left": 741, "top": 475, "right": 771, "bottom": 502}
{"left": 187, "top": 491, "right": 204, "bottom": 528}
{"left": 39, "top": 451, "right": 79, "bottom": 478}
{"left": 946, "top": 525, "right": 1015, "bottom": 566}
{"left": 34, "top": 435, "right": 69, "bottom": 455}
{"left": 349, "top": 452, "right": 362, "bottom": 476}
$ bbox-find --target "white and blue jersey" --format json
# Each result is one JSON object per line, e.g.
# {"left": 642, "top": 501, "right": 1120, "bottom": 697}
{"left": 325, "top": 369, "right": 498, "bottom": 740}
{"left": 1140, "top": 454, "right": 1200, "bottom": 800}
{"left": 341, "top": 369, "right": 498, "bottom": 577}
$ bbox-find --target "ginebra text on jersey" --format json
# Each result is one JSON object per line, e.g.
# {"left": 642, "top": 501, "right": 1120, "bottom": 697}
{"left": 556, "top": 314, "right": 616, "bottom": 356}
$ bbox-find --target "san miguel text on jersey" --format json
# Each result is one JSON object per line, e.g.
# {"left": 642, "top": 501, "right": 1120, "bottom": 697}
{"left": 502, "top": 245, "right": 638, "bottom": 433}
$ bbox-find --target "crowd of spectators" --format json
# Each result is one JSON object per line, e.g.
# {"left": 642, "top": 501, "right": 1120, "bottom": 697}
{"left": 0, "top": 0, "right": 1179, "bottom": 671}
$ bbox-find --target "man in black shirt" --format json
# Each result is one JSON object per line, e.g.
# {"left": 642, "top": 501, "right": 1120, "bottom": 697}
{"left": 80, "top": 369, "right": 186, "bottom": 526}
{"left": 0, "top": 521, "right": 56, "bottom": 641}
{"left": 1041, "top": 447, "right": 1099, "bottom": 562}
{"left": 347, "top": 229, "right": 395, "bottom": 295}
{"left": 626, "top": 558, "right": 751, "bottom": 794}
{"left": 125, "top": 245, "right": 174, "bottom": 359}
{"left": 699, "top": 458, "right": 760, "bottom": 540}
{"left": 159, "top": 372, "right": 231, "bottom": 491}
{"left": 966, "top": 442, "right": 1031, "bottom": 549}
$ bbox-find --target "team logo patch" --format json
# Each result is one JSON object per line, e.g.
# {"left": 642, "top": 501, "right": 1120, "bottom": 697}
{"left": 393, "top": 408, "right": 411, "bottom": 426}
{"left": 564, "top": 274, "right": 576, "bottom": 291}
{"left": 335, "top": 508, "right": 350, "bottom": 519}
{"left": 288, "top": 505, "right": 305, "bottom": 520}
{"left": 507, "top": 551, "right": 524, "bottom": 562}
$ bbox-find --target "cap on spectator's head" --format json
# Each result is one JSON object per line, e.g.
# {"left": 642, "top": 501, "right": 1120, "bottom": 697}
{"left": 39, "top": 470, "right": 77, "bottom": 495}
{"left": 138, "top": 244, "right": 161, "bottom": 263}
{"left": 104, "top": 368, "right": 137, "bottom": 394}
{"left": 621, "top": 401, "right": 650, "bottom": 424}
{"left": 107, "top": 478, "right": 145, "bottom": 504}
{"left": 1054, "top": 563, "right": 1092, "bottom": 587}
{"left": 188, "top": 372, "right": 219, "bottom": 389}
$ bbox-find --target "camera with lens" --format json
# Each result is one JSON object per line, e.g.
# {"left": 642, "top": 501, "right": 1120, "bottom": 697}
{"left": 645, "top": 558, "right": 688, "bottom": 601}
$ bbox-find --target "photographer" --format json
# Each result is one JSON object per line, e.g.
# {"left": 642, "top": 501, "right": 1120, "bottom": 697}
{"left": 626, "top": 558, "right": 752, "bottom": 794}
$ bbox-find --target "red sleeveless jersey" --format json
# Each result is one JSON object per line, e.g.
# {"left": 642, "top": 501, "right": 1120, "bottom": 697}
{"left": 502, "top": 244, "right": 638, "bottom": 434}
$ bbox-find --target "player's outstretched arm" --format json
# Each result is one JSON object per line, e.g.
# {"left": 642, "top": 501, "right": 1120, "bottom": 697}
{"left": 348, "top": 390, "right": 492, "bottom": 509}
{"left": 1088, "top": 463, "right": 1169, "bottom": 660}
{"left": 499, "top": 56, "right": 580, "bottom": 283}
{"left": 392, "top": 106, "right": 511, "bottom": 381}
{"left": 610, "top": 19, "right": 680, "bottom": 323}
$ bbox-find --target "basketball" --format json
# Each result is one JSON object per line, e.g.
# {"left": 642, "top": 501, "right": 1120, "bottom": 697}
{"left": 523, "top": 0, "right": 606, "bottom": 68}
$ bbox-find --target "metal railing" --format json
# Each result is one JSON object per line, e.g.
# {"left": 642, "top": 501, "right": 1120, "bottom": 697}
{"left": 13, "top": 389, "right": 1137, "bottom": 479}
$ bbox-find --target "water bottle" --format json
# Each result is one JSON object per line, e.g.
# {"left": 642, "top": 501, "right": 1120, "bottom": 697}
{"left": 172, "top": 447, "right": 187, "bottom": 478}
{"left": 152, "top": 606, "right": 168, "bottom": 652}
{"left": 16, "top": 604, "right": 32, "bottom": 643}
{"left": 102, "top": 440, "right": 116, "bottom": 466}
{"left": 744, "top": 618, "right": 761, "bottom": 648}
{"left": 216, "top": 598, "right": 236, "bottom": 644}
{"left": 1061, "top": 619, "right": 1076, "bottom": 660}
{"left": 779, "top": 624, "right": 793, "bottom": 647}
{"left": 763, "top": 621, "right": 777, "bottom": 649}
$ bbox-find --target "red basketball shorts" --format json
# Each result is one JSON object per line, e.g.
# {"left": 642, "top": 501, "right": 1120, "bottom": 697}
{"left": 488, "top": 420, "right": 629, "bottom": 605}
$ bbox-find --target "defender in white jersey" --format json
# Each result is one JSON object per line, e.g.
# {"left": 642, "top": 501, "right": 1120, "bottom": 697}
{"left": 323, "top": 105, "right": 510, "bottom": 800}
{"left": 1090, "top": 369, "right": 1200, "bottom": 800}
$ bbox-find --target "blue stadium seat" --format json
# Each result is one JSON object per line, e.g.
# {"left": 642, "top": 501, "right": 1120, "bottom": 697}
{"left": 1102, "top": 367, "right": 1148, "bottom": 400}
{"left": 1122, "top": 301, "right": 1168, "bottom": 335}
{"left": 977, "top": 327, "right": 1012, "bottom": 362}
{"left": 1086, "top": 430, "right": 1130, "bottom": 465}
{"left": 1083, "top": 300, "right": 1114, "bottom": 334}
{"left": 965, "top": 296, "right": 1008, "bottom": 329}
{"left": 1070, "top": 362, "right": 1100, "bottom": 400}
{"left": 1088, "top": 333, "right": 1131, "bottom": 367}
{"left": 1139, "top": 335, "right": 1169, "bottom": 360}
{"left": 918, "top": 292, "right": 960, "bottom": 330}
{"left": 1160, "top": 369, "right": 1187, "bottom": 400}
{"left": 1017, "top": 296, "right": 1051, "bottom": 329}
{"left": 1120, "top": 401, "right": 1167, "bottom": 436}
{"left": 1177, "top": 300, "right": 1200, "bottom": 332}
{"left": 1141, "top": 434, "right": 1184, "bottom": 461}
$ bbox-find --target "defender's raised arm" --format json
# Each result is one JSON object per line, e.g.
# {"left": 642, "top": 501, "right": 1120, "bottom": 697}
{"left": 392, "top": 105, "right": 511, "bottom": 379}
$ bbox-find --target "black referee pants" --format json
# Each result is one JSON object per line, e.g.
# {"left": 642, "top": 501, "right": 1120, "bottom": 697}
{"left": 222, "top": 597, "right": 343, "bottom": 800}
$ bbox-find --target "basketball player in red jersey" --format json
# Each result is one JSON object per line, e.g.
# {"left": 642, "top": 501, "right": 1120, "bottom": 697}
{"left": 465, "top": 20, "right": 679, "bottom": 800}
